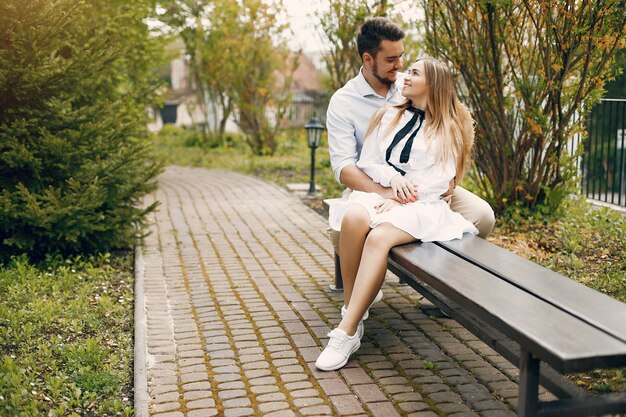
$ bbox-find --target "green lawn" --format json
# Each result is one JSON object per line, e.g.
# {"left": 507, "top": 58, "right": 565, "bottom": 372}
{"left": 0, "top": 254, "right": 134, "bottom": 417}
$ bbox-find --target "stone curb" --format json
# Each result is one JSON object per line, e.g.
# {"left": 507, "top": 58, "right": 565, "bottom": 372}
{"left": 134, "top": 247, "right": 149, "bottom": 417}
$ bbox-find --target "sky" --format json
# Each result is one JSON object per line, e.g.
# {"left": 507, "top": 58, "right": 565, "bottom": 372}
{"left": 280, "top": 0, "right": 423, "bottom": 53}
{"left": 280, "top": 0, "right": 328, "bottom": 53}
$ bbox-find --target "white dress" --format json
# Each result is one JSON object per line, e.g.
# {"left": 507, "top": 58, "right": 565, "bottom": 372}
{"left": 329, "top": 107, "right": 478, "bottom": 242}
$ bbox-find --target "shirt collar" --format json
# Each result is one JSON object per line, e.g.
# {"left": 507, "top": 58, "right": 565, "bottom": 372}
{"left": 356, "top": 67, "right": 403, "bottom": 100}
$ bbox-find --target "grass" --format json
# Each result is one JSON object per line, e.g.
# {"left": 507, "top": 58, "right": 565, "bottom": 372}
{"left": 151, "top": 125, "right": 345, "bottom": 200}
{"left": 0, "top": 253, "right": 134, "bottom": 417}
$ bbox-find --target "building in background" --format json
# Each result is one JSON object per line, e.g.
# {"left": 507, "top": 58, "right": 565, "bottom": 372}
{"left": 148, "top": 41, "right": 328, "bottom": 133}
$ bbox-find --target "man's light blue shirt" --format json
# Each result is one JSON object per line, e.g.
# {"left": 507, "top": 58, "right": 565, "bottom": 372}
{"left": 327, "top": 68, "right": 406, "bottom": 183}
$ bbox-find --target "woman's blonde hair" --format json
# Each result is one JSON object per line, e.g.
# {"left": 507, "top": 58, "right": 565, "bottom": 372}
{"left": 364, "top": 56, "right": 475, "bottom": 181}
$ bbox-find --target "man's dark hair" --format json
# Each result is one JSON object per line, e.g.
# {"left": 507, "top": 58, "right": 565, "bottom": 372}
{"left": 357, "top": 17, "right": 405, "bottom": 60}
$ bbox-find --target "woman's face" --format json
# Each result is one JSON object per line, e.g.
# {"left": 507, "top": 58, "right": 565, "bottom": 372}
{"left": 402, "top": 61, "right": 428, "bottom": 105}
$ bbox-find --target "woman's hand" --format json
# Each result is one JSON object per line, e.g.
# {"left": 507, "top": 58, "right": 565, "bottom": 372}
{"left": 375, "top": 199, "right": 401, "bottom": 213}
{"left": 390, "top": 174, "right": 417, "bottom": 203}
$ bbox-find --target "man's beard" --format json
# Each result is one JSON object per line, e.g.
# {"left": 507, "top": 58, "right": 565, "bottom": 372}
{"left": 372, "top": 61, "right": 395, "bottom": 86}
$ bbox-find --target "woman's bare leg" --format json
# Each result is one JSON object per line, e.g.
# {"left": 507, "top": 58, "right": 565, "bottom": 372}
{"left": 338, "top": 205, "right": 372, "bottom": 307}
{"left": 339, "top": 223, "right": 415, "bottom": 336}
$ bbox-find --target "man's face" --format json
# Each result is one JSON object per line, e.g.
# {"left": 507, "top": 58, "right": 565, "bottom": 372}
{"left": 371, "top": 40, "right": 404, "bottom": 86}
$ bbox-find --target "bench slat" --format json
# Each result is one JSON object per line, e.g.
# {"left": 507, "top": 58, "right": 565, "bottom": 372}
{"left": 436, "top": 236, "right": 626, "bottom": 343}
{"left": 390, "top": 242, "right": 626, "bottom": 373}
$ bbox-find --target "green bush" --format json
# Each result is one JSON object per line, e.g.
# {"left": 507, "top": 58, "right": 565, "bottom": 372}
{"left": 0, "top": 0, "right": 163, "bottom": 261}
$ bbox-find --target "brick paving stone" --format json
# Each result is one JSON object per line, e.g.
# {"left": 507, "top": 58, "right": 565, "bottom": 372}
{"left": 185, "top": 398, "right": 216, "bottom": 409}
{"left": 329, "top": 394, "right": 366, "bottom": 415}
{"left": 473, "top": 399, "right": 510, "bottom": 411}
{"left": 136, "top": 168, "right": 528, "bottom": 416}
{"left": 183, "top": 391, "right": 212, "bottom": 401}
{"left": 293, "top": 397, "right": 326, "bottom": 410}
{"left": 436, "top": 402, "right": 474, "bottom": 414}
{"left": 352, "top": 383, "right": 388, "bottom": 402}
{"left": 153, "top": 392, "right": 181, "bottom": 403}
{"left": 152, "top": 402, "right": 180, "bottom": 413}
{"left": 284, "top": 381, "right": 313, "bottom": 390}
{"left": 263, "top": 410, "right": 297, "bottom": 417}
{"left": 393, "top": 392, "right": 424, "bottom": 402}
{"left": 152, "top": 412, "right": 184, "bottom": 417}
{"left": 480, "top": 410, "right": 517, "bottom": 417}
{"left": 223, "top": 408, "right": 255, "bottom": 417}
{"left": 318, "top": 378, "right": 351, "bottom": 396}
{"left": 428, "top": 390, "right": 462, "bottom": 403}
{"left": 367, "top": 401, "right": 403, "bottom": 417}
{"left": 186, "top": 410, "right": 218, "bottom": 417}
{"left": 217, "top": 389, "right": 247, "bottom": 400}
{"left": 298, "top": 405, "right": 333, "bottom": 415}
{"left": 258, "top": 392, "right": 287, "bottom": 402}
{"left": 385, "top": 384, "right": 414, "bottom": 394}
{"left": 258, "top": 401, "right": 290, "bottom": 413}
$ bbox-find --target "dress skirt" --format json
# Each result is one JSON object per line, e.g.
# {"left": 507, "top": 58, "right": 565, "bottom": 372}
{"left": 329, "top": 191, "right": 478, "bottom": 242}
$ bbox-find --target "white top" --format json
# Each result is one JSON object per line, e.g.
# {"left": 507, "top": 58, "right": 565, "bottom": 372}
{"left": 327, "top": 105, "right": 477, "bottom": 241}
{"left": 357, "top": 107, "right": 455, "bottom": 202}
{"left": 326, "top": 69, "right": 406, "bottom": 182}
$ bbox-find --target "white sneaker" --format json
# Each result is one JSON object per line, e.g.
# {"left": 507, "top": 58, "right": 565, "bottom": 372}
{"left": 315, "top": 328, "right": 361, "bottom": 371}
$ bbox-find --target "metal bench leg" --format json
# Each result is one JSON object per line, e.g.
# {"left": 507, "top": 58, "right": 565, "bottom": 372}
{"left": 330, "top": 252, "right": 343, "bottom": 292}
{"left": 518, "top": 349, "right": 540, "bottom": 417}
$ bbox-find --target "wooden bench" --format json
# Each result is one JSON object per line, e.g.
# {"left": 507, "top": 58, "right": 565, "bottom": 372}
{"left": 325, "top": 203, "right": 626, "bottom": 416}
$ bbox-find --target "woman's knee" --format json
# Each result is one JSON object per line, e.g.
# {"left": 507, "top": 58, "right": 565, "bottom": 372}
{"left": 364, "top": 226, "right": 395, "bottom": 252}
{"left": 341, "top": 205, "right": 370, "bottom": 233}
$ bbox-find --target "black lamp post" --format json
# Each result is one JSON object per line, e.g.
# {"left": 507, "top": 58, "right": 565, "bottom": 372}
{"left": 304, "top": 115, "right": 325, "bottom": 195}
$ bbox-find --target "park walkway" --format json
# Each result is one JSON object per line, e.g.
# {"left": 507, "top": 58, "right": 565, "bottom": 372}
{"left": 134, "top": 166, "right": 541, "bottom": 417}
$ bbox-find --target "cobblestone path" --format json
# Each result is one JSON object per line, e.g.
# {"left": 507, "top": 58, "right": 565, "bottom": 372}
{"left": 134, "top": 166, "right": 539, "bottom": 417}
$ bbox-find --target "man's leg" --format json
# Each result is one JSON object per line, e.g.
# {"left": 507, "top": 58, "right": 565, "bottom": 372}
{"left": 450, "top": 186, "right": 495, "bottom": 238}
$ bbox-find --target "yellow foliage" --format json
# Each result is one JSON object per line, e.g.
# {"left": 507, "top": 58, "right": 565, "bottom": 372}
{"left": 528, "top": 118, "right": 543, "bottom": 135}
{"left": 550, "top": 63, "right": 563, "bottom": 72}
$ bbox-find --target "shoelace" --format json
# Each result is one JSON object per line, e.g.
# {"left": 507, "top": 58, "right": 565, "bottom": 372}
{"left": 326, "top": 330, "right": 346, "bottom": 349}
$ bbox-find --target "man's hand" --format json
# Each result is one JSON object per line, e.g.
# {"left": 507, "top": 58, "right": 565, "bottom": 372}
{"left": 440, "top": 177, "right": 456, "bottom": 203}
{"left": 390, "top": 175, "right": 417, "bottom": 203}
{"left": 375, "top": 199, "right": 401, "bottom": 213}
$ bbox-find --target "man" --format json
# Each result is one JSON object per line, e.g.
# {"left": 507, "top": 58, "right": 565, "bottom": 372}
{"left": 327, "top": 17, "right": 495, "bottom": 237}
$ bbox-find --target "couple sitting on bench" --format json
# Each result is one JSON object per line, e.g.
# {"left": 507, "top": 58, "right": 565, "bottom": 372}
{"left": 316, "top": 52, "right": 488, "bottom": 371}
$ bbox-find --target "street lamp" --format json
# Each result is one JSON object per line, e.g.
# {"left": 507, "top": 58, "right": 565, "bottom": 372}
{"left": 304, "top": 115, "right": 325, "bottom": 195}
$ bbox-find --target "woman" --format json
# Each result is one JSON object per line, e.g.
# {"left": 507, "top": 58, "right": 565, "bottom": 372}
{"left": 316, "top": 56, "right": 478, "bottom": 371}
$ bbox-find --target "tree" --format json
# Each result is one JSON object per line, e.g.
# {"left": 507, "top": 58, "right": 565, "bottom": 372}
{"left": 0, "top": 0, "right": 163, "bottom": 260}
{"left": 315, "top": 0, "right": 424, "bottom": 92}
{"left": 156, "top": 0, "right": 294, "bottom": 155}
{"left": 423, "top": 0, "right": 626, "bottom": 213}
{"left": 316, "top": 0, "right": 389, "bottom": 91}
{"left": 604, "top": 48, "right": 626, "bottom": 99}
{"left": 221, "top": 0, "right": 295, "bottom": 155}
{"left": 156, "top": 0, "right": 233, "bottom": 139}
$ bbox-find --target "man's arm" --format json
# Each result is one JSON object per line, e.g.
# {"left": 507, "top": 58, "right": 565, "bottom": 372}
{"left": 339, "top": 165, "right": 395, "bottom": 199}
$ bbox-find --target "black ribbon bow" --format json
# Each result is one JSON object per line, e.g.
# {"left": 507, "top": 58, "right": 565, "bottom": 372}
{"left": 385, "top": 106, "right": 425, "bottom": 175}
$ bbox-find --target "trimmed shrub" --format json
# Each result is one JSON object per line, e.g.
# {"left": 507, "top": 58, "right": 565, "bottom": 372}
{"left": 0, "top": 0, "right": 163, "bottom": 260}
